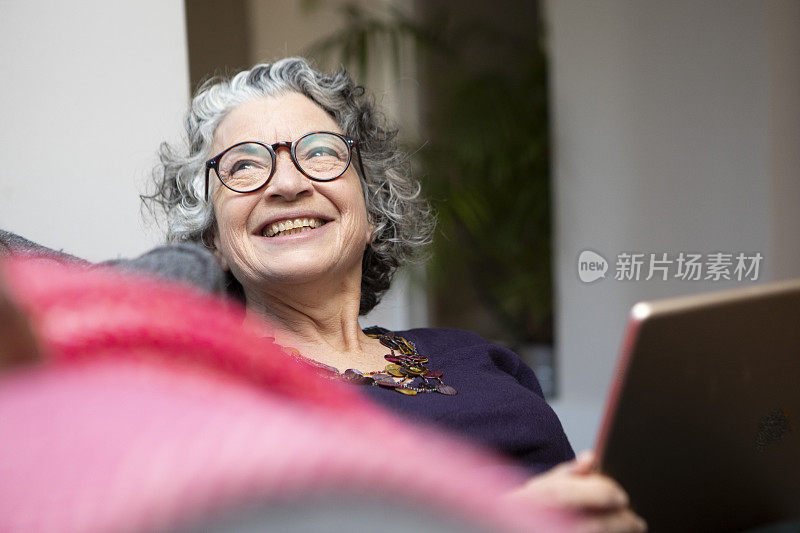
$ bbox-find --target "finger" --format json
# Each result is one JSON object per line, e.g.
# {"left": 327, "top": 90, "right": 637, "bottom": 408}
{"left": 544, "top": 450, "right": 594, "bottom": 479}
{"left": 543, "top": 474, "right": 631, "bottom": 512}
{"left": 568, "top": 450, "right": 596, "bottom": 475}
{"left": 575, "top": 509, "right": 648, "bottom": 533}
{"left": 572, "top": 475, "right": 630, "bottom": 511}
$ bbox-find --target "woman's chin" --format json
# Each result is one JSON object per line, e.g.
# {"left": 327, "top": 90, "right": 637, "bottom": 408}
{"left": 238, "top": 260, "right": 342, "bottom": 291}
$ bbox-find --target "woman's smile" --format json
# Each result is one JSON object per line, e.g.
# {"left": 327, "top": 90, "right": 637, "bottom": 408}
{"left": 261, "top": 217, "right": 326, "bottom": 238}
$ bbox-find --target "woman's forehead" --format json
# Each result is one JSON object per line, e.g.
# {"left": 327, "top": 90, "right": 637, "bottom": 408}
{"left": 212, "top": 93, "right": 342, "bottom": 151}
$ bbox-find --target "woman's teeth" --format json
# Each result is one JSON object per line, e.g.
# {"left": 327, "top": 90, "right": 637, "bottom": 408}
{"left": 262, "top": 218, "right": 324, "bottom": 237}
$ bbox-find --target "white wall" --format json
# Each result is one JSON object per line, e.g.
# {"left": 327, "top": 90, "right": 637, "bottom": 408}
{"left": 545, "top": 0, "right": 800, "bottom": 452}
{"left": 0, "top": 0, "right": 189, "bottom": 261}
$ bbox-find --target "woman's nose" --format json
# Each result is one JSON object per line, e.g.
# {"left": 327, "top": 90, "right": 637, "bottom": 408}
{"left": 264, "top": 151, "right": 312, "bottom": 201}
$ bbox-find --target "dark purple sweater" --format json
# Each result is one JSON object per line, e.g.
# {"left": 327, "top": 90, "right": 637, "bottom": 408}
{"left": 359, "top": 327, "right": 575, "bottom": 474}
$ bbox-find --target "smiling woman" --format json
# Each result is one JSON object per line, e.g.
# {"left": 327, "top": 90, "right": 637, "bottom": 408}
{"left": 142, "top": 58, "right": 646, "bottom": 532}
{"left": 146, "top": 59, "right": 431, "bottom": 316}
{"left": 208, "top": 95, "right": 374, "bottom": 311}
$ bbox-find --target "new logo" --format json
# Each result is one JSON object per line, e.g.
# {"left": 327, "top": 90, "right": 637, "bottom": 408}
{"left": 578, "top": 250, "right": 608, "bottom": 283}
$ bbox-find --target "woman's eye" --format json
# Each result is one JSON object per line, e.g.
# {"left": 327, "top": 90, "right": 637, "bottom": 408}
{"left": 307, "top": 147, "right": 340, "bottom": 158}
{"left": 230, "top": 159, "right": 257, "bottom": 173}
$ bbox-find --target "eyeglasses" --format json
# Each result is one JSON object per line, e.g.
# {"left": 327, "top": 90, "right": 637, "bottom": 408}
{"left": 205, "top": 131, "right": 363, "bottom": 200}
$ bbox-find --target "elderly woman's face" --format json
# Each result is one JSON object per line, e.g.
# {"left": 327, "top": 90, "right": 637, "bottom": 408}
{"left": 209, "top": 93, "right": 372, "bottom": 294}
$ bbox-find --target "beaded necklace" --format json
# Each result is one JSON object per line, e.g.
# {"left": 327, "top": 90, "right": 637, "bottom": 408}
{"left": 282, "top": 326, "right": 457, "bottom": 396}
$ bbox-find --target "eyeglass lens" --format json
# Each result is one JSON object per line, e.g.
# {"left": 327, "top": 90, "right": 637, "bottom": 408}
{"left": 217, "top": 133, "right": 350, "bottom": 191}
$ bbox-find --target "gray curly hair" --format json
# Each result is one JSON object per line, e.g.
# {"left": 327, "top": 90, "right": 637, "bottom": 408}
{"left": 144, "top": 57, "right": 434, "bottom": 314}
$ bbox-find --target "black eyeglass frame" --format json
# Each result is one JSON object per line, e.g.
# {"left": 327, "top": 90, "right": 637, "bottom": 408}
{"left": 204, "top": 130, "right": 365, "bottom": 201}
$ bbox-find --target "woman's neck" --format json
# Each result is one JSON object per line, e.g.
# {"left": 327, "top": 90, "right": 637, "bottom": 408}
{"left": 243, "top": 280, "right": 386, "bottom": 373}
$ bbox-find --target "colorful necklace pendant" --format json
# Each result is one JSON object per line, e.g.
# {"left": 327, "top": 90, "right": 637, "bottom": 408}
{"left": 362, "top": 326, "right": 457, "bottom": 396}
{"left": 282, "top": 327, "right": 457, "bottom": 396}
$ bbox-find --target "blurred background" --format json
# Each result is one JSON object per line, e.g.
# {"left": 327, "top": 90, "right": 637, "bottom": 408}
{"left": 1, "top": 0, "right": 798, "bottom": 452}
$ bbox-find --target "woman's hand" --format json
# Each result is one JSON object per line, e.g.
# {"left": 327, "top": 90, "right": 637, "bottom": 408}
{"left": 505, "top": 451, "right": 647, "bottom": 533}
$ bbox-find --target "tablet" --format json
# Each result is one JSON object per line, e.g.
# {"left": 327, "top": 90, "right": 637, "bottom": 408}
{"left": 595, "top": 279, "right": 800, "bottom": 532}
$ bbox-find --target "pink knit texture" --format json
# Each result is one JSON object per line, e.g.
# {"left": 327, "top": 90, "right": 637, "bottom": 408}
{"left": 0, "top": 257, "right": 572, "bottom": 532}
